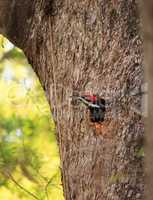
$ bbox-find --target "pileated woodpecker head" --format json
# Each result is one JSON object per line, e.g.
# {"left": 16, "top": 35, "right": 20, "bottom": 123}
{"left": 80, "top": 94, "right": 97, "bottom": 103}
{"left": 71, "top": 94, "right": 106, "bottom": 123}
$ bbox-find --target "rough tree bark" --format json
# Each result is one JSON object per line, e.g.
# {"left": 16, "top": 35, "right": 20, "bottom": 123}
{"left": 0, "top": 0, "right": 144, "bottom": 200}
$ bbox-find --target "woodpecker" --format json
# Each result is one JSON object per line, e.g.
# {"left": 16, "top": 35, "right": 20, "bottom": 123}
{"left": 72, "top": 94, "right": 106, "bottom": 123}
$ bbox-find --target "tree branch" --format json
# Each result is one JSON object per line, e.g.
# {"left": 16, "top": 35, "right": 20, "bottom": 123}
{"left": 7, "top": 172, "right": 40, "bottom": 200}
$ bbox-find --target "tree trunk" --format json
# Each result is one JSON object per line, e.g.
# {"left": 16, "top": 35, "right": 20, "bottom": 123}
{"left": 142, "top": 1, "right": 153, "bottom": 199}
{"left": 0, "top": 0, "right": 144, "bottom": 200}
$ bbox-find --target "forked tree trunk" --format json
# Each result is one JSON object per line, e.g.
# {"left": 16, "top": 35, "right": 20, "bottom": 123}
{"left": 0, "top": 0, "right": 144, "bottom": 199}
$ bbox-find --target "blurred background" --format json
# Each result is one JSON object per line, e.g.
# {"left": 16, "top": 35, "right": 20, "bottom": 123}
{"left": 0, "top": 35, "right": 64, "bottom": 200}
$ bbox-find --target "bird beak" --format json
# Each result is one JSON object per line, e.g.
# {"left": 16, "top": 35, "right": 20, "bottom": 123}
{"left": 70, "top": 95, "right": 79, "bottom": 98}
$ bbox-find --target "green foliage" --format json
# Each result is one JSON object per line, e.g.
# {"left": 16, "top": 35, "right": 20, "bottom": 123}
{"left": 0, "top": 35, "right": 64, "bottom": 200}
